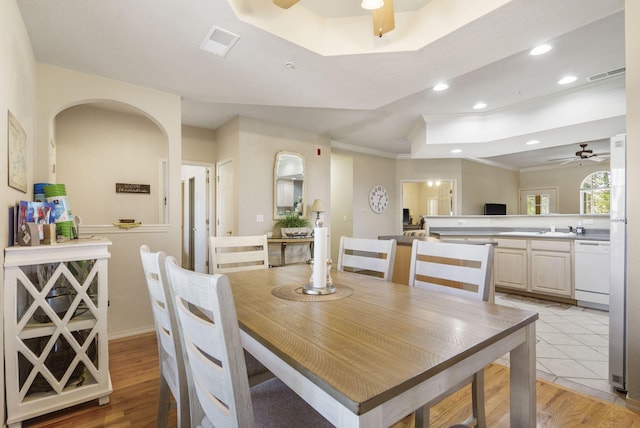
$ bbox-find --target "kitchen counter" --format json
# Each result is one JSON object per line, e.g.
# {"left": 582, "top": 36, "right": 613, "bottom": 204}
{"left": 429, "top": 227, "right": 609, "bottom": 241}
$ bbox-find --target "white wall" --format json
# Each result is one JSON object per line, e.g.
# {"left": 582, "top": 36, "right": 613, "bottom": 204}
{"left": 0, "top": 1, "right": 38, "bottom": 422}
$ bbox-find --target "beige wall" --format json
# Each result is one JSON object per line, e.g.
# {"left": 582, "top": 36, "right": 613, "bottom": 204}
{"left": 396, "top": 158, "right": 463, "bottom": 219}
{"left": 625, "top": 0, "right": 640, "bottom": 407}
{"left": 56, "top": 104, "right": 166, "bottom": 224}
{"left": 520, "top": 162, "right": 610, "bottom": 214}
{"left": 330, "top": 153, "right": 354, "bottom": 260}
{"left": 349, "top": 152, "right": 397, "bottom": 239}
{"left": 460, "top": 160, "right": 519, "bottom": 215}
{"left": 0, "top": 0, "right": 38, "bottom": 421}
{"left": 35, "top": 64, "right": 182, "bottom": 338}
{"left": 236, "top": 117, "right": 331, "bottom": 237}
{"left": 182, "top": 125, "right": 215, "bottom": 162}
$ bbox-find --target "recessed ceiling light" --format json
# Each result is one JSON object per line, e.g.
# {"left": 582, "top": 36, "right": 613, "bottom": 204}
{"left": 433, "top": 82, "right": 449, "bottom": 92}
{"left": 530, "top": 44, "right": 552, "bottom": 56}
{"left": 361, "top": 0, "right": 384, "bottom": 10}
{"left": 558, "top": 75, "right": 577, "bottom": 85}
{"left": 526, "top": 140, "right": 540, "bottom": 145}
{"left": 473, "top": 102, "right": 487, "bottom": 110}
{"left": 451, "top": 149, "right": 462, "bottom": 154}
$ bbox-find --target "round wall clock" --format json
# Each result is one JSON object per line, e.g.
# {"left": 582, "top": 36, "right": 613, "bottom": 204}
{"left": 369, "top": 185, "right": 389, "bottom": 214}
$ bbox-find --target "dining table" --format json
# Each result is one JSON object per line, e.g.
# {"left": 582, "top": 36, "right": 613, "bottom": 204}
{"left": 226, "top": 264, "right": 538, "bottom": 427}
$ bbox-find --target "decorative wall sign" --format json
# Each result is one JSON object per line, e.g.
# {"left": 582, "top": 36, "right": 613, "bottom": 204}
{"left": 115, "top": 183, "right": 150, "bottom": 194}
{"left": 7, "top": 111, "right": 27, "bottom": 193}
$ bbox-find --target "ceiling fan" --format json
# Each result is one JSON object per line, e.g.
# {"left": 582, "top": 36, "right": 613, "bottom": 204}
{"left": 273, "top": 0, "right": 395, "bottom": 37}
{"left": 548, "top": 143, "right": 610, "bottom": 165}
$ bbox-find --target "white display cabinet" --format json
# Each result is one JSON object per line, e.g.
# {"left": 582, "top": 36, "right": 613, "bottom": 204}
{"left": 3, "top": 238, "right": 112, "bottom": 427}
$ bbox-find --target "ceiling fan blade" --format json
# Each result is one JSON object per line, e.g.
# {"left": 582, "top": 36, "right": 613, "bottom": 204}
{"left": 560, "top": 158, "right": 577, "bottom": 165}
{"left": 372, "top": 0, "right": 395, "bottom": 37}
{"left": 273, "top": 0, "right": 299, "bottom": 9}
{"left": 548, "top": 156, "right": 574, "bottom": 162}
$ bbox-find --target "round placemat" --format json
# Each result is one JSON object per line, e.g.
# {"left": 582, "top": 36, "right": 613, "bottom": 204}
{"left": 271, "top": 283, "right": 353, "bottom": 301}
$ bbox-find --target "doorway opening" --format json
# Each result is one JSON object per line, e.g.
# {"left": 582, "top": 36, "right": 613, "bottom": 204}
{"left": 181, "top": 163, "right": 212, "bottom": 273}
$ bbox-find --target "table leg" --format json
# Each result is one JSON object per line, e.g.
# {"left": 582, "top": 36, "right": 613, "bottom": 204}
{"left": 509, "top": 322, "right": 537, "bottom": 427}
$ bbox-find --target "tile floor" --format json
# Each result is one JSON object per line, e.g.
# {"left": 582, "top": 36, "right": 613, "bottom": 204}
{"left": 494, "top": 292, "right": 628, "bottom": 406}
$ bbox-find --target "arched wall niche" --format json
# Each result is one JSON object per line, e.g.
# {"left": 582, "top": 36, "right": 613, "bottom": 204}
{"left": 51, "top": 99, "right": 169, "bottom": 226}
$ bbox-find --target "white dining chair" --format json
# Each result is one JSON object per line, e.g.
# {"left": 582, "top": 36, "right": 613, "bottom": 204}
{"left": 408, "top": 240, "right": 494, "bottom": 428}
{"left": 164, "top": 257, "right": 333, "bottom": 428}
{"left": 139, "top": 245, "right": 190, "bottom": 428}
{"left": 210, "top": 234, "right": 269, "bottom": 274}
{"left": 337, "top": 236, "right": 397, "bottom": 281}
{"left": 209, "top": 234, "right": 274, "bottom": 386}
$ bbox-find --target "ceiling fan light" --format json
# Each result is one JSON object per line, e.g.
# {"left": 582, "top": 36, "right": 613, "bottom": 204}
{"left": 361, "top": 0, "right": 384, "bottom": 10}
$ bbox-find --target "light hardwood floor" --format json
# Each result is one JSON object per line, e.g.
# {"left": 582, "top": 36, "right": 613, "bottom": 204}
{"left": 22, "top": 332, "right": 640, "bottom": 428}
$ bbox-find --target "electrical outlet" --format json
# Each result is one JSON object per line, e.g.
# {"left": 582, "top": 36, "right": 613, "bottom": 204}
{"left": 256, "top": 214, "right": 264, "bottom": 222}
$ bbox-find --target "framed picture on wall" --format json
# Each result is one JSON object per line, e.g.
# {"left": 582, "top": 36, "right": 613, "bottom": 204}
{"left": 7, "top": 110, "right": 27, "bottom": 193}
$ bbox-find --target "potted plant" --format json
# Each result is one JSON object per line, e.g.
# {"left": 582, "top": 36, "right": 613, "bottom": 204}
{"left": 275, "top": 214, "right": 311, "bottom": 238}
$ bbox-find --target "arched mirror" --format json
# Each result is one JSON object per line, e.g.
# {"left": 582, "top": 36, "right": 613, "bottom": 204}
{"left": 274, "top": 151, "right": 306, "bottom": 219}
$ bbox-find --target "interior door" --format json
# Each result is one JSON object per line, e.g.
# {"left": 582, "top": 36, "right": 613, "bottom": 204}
{"left": 181, "top": 164, "right": 211, "bottom": 273}
{"left": 217, "top": 160, "right": 234, "bottom": 237}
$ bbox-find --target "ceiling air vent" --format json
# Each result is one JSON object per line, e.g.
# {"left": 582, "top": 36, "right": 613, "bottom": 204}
{"left": 587, "top": 66, "right": 626, "bottom": 82}
{"left": 200, "top": 26, "right": 240, "bottom": 58}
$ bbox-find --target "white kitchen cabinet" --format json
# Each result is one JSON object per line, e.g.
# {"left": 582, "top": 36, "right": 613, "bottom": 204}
{"left": 3, "top": 238, "right": 112, "bottom": 427}
{"left": 494, "top": 237, "right": 573, "bottom": 299}
{"left": 530, "top": 240, "right": 572, "bottom": 297}
{"left": 494, "top": 238, "right": 528, "bottom": 291}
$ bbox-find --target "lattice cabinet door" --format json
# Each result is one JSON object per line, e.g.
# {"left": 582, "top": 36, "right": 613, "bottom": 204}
{"left": 4, "top": 238, "right": 112, "bottom": 428}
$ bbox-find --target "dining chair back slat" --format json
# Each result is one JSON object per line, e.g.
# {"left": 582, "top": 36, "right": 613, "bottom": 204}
{"left": 337, "top": 237, "right": 396, "bottom": 281}
{"left": 409, "top": 240, "right": 493, "bottom": 302}
{"left": 210, "top": 235, "right": 269, "bottom": 274}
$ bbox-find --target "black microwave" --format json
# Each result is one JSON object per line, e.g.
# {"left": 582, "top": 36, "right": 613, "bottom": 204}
{"left": 484, "top": 203, "right": 506, "bottom": 215}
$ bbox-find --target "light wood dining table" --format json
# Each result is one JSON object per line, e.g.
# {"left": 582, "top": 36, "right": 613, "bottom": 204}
{"left": 226, "top": 264, "right": 538, "bottom": 427}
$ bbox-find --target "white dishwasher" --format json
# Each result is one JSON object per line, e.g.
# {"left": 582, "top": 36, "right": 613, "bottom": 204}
{"left": 574, "top": 240, "right": 610, "bottom": 310}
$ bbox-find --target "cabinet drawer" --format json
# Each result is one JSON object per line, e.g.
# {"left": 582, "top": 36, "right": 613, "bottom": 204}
{"left": 530, "top": 239, "right": 571, "bottom": 252}
{"left": 495, "top": 238, "right": 527, "bottom": 249}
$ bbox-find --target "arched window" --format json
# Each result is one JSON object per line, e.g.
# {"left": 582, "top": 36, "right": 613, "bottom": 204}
{"left": 580, "top": 171, "right": 610, "bottom": 214}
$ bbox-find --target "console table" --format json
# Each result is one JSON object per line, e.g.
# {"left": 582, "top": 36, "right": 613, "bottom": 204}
{"left": 268, "top": 237, "right": 314, "bottom": 266}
